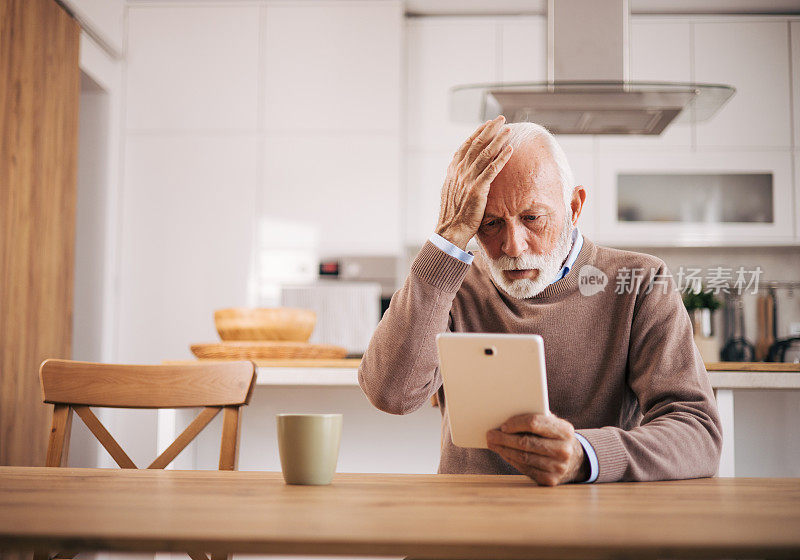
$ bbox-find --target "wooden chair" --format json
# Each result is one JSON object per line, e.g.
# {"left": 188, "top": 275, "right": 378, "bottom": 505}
{"left": 37, "top": 358, "right": 257, "bottom": 560}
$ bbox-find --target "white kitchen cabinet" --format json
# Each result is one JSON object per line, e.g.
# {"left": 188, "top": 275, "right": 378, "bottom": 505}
{"left": 406, "top": 18, "right": 498, "bottom": 152}
{"left": 594, "top": 151, "right": 795, "bottom": 246}
{"left": 597, "top": 18, "right": 693, "bottom": 151}
{"left": 262, "top": 134, "right": 401, "bottom": 256}
{"left": 119, "top": 136, "right": 259, "bottom": 364}
{"left": 257, "top": 1, "right": 403, "bottom": 256}
{"left": 694, "top": 19, "right": 792, "bottom": 149}
{"left": 126, "top": 5, "right": 260, "bottom": 131}
{"left": 262, "top": 1, "right": 402, "bottom": 133}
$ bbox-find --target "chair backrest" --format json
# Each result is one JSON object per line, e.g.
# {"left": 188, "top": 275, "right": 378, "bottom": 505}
{"left": 39, "top": 359, "right": 257, "bottom": 471}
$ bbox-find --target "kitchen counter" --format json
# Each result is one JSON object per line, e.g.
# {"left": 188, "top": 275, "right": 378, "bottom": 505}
{"left": 174, "top": 359, "right": 800, "bottom": 388}
{"left": 159, "top": 360, "right": 800, "bottom": 478}
{"left": 705, "top": 361, "right": 800, "bottom": 372}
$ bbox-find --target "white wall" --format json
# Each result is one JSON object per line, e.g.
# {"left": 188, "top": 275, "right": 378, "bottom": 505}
{"left": 74, "top": 72, "right": 110, "bottom": 366}
{"left": 69, "top": 32, "right": 125, "bottom": 470}
{"left": 69, "top": 71, "right": 111, "bottom": 470}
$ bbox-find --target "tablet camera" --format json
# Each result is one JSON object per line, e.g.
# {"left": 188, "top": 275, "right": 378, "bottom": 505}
{"left": 484, "top": 347, "right": 495, "bottom": 356}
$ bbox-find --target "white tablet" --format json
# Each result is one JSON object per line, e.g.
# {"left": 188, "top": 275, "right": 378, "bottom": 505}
{"left": 436, "top": 333, "right": 550, "bottom": 449}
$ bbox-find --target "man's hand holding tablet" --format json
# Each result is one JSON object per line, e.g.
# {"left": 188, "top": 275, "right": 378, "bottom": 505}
{"left": 486, "top": 413, "right": 588, "bottom": 486}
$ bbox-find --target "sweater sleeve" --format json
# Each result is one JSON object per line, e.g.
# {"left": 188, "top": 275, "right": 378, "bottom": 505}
{"left": 576, "top": 262, "right": 723, "bottom": 482}
{"left": 358, "top": 241, "right": 470, "bottom": 415}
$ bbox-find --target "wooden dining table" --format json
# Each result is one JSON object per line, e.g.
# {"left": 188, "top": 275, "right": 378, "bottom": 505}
{"left": 2, "top": 467, "right": 799, "bottom": 559}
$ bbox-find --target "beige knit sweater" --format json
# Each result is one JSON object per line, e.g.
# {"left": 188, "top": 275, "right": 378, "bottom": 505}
{"left": 358, "top": 237, "right": 722, "bottom": 483}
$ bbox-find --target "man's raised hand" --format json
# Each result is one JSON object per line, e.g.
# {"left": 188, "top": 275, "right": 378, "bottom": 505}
{"left": 435, "top": 115, "right": 513, "bottom": 250}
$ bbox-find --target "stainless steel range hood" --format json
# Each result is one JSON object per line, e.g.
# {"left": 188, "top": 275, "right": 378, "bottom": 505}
{"left": 450, "top": 0, "right": 735, "bottom": 135}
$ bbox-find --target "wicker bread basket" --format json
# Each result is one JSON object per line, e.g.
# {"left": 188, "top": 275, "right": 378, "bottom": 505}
{"left": 214, "top": 308, "right": 316, "bottom": 342}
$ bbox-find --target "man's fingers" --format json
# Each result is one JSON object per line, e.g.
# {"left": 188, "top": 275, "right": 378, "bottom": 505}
{"left": 463, "top": 115, "right": 506, "bottom": 166}
{"left": 468, "top": 126, "right": 511, "bottom": 177}
{"left": 489, "top": 444, "right": 565, "bottom": 483}
{"left": 490, "top": 443, "right": 563, "bottom": 472}
{"left": 500, "top": 413, "right": 574, "bottom": 440}
{"left": 487, "top": 429, "right": 567, "bottom": 458}
{"left": 474, "top": 143, "right": 513, "bottom": 186}
{"left": 452, "top": 120, "right": 492, "bottom": 165}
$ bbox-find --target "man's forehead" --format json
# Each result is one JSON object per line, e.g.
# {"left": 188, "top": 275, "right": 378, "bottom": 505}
{"left": 486, "top": 144, "right": 562, "bottom": 213}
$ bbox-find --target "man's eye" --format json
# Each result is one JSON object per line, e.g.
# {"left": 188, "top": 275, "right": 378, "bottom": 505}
{"left": 480, "top": 219, "right": 501, "bottom": 233}
{"left": 523, "top": 215, "right": 539, "bottom": 222}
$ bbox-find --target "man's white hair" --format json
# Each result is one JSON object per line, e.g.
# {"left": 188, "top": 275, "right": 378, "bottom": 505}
{"left": 504, "top": 122, "right": 575, "bottom": 211}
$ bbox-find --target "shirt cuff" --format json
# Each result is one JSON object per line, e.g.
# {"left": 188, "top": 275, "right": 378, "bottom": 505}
{"left": 573, "top": 432, "right": 599, "bottom": 483}
{"left": 429, "top": 233, "right": 474, "bottom": 265}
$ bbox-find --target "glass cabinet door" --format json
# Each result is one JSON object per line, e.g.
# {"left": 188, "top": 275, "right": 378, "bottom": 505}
{"left": 594, "top": 152, "right": 794, "bottom": 246}
{"left": 617, "top": 173, "right": 773, "bottom": 224}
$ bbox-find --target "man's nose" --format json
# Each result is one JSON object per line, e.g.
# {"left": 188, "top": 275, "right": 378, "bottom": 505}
{"left": 501, "top": 221, "right": 527, "bottom": 258}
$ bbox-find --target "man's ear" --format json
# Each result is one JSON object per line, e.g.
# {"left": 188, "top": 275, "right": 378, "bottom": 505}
{"left": 570, "top": 186, "right": 586, "bottom": 225}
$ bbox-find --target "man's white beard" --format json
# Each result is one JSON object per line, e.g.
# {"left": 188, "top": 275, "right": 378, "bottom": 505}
{"left": 480, "top": 217, "right": 574, "bottom": 299}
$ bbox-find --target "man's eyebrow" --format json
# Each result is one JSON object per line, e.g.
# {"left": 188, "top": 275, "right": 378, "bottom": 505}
{"left": 522, "top": 204, "right": 550, "bottom": 213}
{"left": 483, "top": 205, "right": 552, "bottom": 220}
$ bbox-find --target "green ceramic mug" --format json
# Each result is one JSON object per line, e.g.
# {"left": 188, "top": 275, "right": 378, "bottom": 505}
{"left": 276, "top": 413, "right": 342, "bottom": 485}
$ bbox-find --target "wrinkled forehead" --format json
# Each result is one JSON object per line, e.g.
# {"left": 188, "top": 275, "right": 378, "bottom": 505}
{"left": 485, "top": 142, "right": 563, "bottom": 215}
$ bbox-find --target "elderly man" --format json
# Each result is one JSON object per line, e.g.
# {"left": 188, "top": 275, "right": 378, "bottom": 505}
{"left": 359, "top": 115, "right": 722, "bottom": 485}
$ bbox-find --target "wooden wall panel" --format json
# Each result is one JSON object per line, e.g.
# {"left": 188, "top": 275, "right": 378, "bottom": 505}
{"left": 0, "top": 0, "right": 80, "bottom": 467}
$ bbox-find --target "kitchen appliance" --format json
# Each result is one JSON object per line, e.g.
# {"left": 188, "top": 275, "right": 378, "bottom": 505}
{"left": 764, "top": 282, "right": 800, "bottom": 362}
{"left": 281, "top": 281, "right": 381, "bottom": 357}
{"left": 720, "top": 293, "right": 754, "bottom": 362}
{"left": 450, "top": 0, "right": 735, "bottom": 134}
{"left": 767, "top": 337, "right": 800, "bottom": 363}
{"left": 318, "top": 255, "right": 400, "bottom": 316}
{"left": 754, "top": 292, "right": 775, "bottom": 361}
